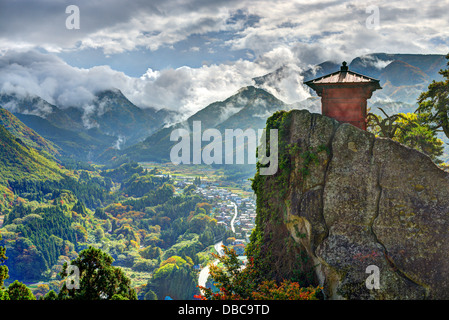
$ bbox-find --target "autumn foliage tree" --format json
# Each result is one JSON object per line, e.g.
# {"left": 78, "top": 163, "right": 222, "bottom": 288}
{"left": 197, "top": 245, "right": 322, "bottom": 300}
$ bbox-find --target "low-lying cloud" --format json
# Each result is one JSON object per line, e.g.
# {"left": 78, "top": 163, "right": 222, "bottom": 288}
{"left": 0, "top": 49, "right": 312, "bottom": 120}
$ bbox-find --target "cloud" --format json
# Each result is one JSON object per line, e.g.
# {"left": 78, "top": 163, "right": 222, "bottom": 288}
{"left": 113, "top": 135, "right": 126, "bottom": 150}
{"left": 356, "top": 55, "right": 394, "bottom": 70}
{"left": 127, "top": 48, "right": 311, "bottom": 114}
{"left": 1, "top": 0, "right": 448, "bottom": 62}
{"left": 0, "top": 49, "right": 311, "bottom": 120}
{"left": 0, "top": 50, "right": 130, "bottom": 108}
{"left": 0, "top": 0, "right": 245, "bottom": 54}
{"left": 226, "top": 1, "right": 449, "bottom": 64}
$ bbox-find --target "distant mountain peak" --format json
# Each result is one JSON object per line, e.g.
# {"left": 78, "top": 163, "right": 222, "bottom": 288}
{"left": 235, "top": 85, "right": 264, "bottom": 95}
{"left": 95, "top": 88, "right": 126, "bottom": 99}
{"left": 237, "top": 86, "right": 254, "bottom": 93}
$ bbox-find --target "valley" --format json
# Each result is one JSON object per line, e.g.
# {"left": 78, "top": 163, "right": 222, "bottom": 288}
{"left": 1, "top": 51, "right": 448, "bottom": 301}
{"left": 0, "top": 155, "right": 255, "bottom": 299}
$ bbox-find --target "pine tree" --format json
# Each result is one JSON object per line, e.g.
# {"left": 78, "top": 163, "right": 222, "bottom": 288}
{"left": 417, "top": 53, "right": 449, "bottom": 138}
{"left": 7, "top": 280, "right": 36, "bottom": 300}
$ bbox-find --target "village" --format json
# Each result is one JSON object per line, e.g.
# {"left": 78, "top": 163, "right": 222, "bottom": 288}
{"left": 172, "top": 174, "right": 257, "bottom": 255}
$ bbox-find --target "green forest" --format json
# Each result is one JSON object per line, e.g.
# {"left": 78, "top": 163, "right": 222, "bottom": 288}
{"left": 0, "top": 160, "right": 233, "bottom": 300}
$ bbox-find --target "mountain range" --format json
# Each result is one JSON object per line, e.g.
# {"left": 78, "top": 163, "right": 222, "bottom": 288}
{"left": 309, "top": 53, "right": 446, "bottom": 105}
{"left": 0, "top": 53, "right": 446, "bottom": 166}
{"left": 117, "top": 86, "right": 304, "bottom": 163}
{"left": 0, "top": 89, "right": 178, "bottom": 161}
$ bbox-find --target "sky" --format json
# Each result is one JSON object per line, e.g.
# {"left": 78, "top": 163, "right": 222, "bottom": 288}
{"left": 0, "top": 0, "right": 448, "bottom": 116}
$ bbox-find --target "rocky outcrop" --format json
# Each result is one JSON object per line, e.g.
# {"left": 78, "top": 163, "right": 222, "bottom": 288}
{"left": 251, "top": 109, "right": 449, "bottom": 299}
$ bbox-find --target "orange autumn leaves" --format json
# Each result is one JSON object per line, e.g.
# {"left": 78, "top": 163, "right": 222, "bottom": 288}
{"left": 197, "top": 246, "right": 322, "bottom": 300}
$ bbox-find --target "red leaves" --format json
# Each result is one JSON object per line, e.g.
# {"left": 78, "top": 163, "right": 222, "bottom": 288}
{"left": 251, "top": 280, "right": 322, "bottom": 300}
{"left": 196, "top": 244, "right": 322, "bottom": 301}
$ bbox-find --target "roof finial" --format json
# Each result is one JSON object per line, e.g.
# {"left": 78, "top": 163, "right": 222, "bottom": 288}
{"left": 341, "top": 61, "right": 348, "bottom": 71}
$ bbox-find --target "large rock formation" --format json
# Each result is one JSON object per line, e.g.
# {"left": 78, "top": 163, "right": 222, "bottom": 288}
{"left": 250, "top": 109, "right": 449, "bottom": 299}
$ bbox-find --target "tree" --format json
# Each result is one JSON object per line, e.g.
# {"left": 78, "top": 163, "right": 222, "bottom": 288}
{"left": 0, "top": 289, "right": 9, "bottom": 300}
{"left": 140, "top": 245, "right": 162, "bottom": 260}
{"left": 368, "top": 110, "right": 444, "bottom": 163}
{"left": 94, "top": 227, "right": 105, "bottom": 241}
{"left": 367, "top": 108, "right": 407, "bottom": 139}
{"left": 7, "top": 280, "right": 36, "bottom": 300}
{"left": 417, "top": 53, "right": 449, "bottom": 138}
{"left": 183, "top": 184, "right": 197, "bottom": 195}
{"left": 147, "top": 255, "right": 198, "bottom": 300}
{"left": 43, "top": 290, "right": 58, "bottom": 300}
{"left": 0, "top": 235, "right": 8, "bottom": 288}
{"left": 0, "top": 237, "right": 31, "bottom": 300}
{"left": 193, "top": 177, "right": 201, "bottom": 186}
{"left": 58, "top": 246, "right": 137, "bottom": 300}
{"left": 250, "top": 279, "right": 322, "bottom": 300}
{"left": 0, "top": 235, "right": 9, "bottom": 300}
{"left": 144, "top": 289, "right": 158, "bottom": 300}
{"left": 110, "top": 294, "right": 129, "bottom": 300}
{"left": 72, "top": 200, "right": 88, "bottom": 216}
{"left": 95, "top": 207, "right": 108, "bottom": 219}
{"left": 197, "top": 245, "right": 322, "bottom": 300}
{"left": 33, "top": 283, "right": 50, "bottom": 299}
{"left": 393, "top": 112, "right": 444, "bottom": 163}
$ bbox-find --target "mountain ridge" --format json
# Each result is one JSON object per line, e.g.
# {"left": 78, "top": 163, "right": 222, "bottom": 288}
{"left": 0, "top": 122, "right": 65, "bottom": 185}
{"left": 0, "top": 90, "right": 178, "bottom": 161}
{"left": 114, "top": 86, "right": 297, "bottom": 163}
{"left": 0, "top": 107, "right": 60, "bottom": 158}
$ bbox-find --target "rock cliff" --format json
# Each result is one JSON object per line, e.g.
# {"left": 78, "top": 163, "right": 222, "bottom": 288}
{"left": 249, "top": 109, "right": 449, "bottom": 299}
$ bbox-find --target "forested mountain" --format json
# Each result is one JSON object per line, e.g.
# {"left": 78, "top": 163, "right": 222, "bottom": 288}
{"left": 115, "top": 86, "right": 304, "bottom": 163}
{"left": 0, "top": 159, "right": 230, "bottom": 299}
{"left": 0, "top": 122, "right": 65, "bottom": 185}
{"left": 0, "top": 107, "right": 60, "bottom": 158}
{"left": 101, "top": 54, "right": 446, "bottom": 165}
{"left": 0, "top": 114, "right": 230, "bottom": 299}
{"left": 0, "top": 90, "right": 177, "bottom": 161}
